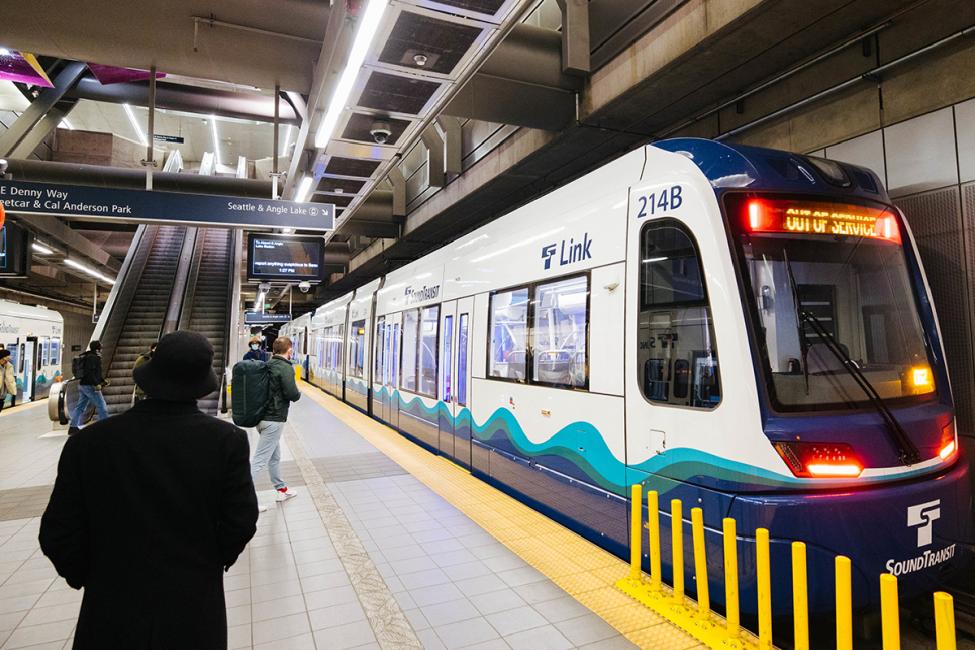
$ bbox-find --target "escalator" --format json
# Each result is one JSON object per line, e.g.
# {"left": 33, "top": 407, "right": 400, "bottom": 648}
{"left": 180, "top": 228, "right": 235, "bottom": 414}
{"left": 100, "top": 225, "right": 187, "bottom": 414}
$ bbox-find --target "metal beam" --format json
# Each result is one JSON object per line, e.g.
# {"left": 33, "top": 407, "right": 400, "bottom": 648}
{"left": 387, "top": 165, "right": 407, "bottom": 217}
{"left": 556, "top": 0, "right": 591, "bottom": 75}
{"left": 443, "top": 74, "right": 576, "bottom": 130}
{"left": 0, "top": 61, "right": 87, "bottom": 157}
{"left": 8, "top": 99, "right": 78, "bottom": 159}
{"left": 480, "top": 24, "right": 582, "bottom": 92}
{"left": 68, "top": 77, "right": 300, "bottom": 125}
{"left": 436, "top": 117, "right": 463, "bottom": 175}
{"left": 283, "top": 2, "right": 350, "bottom": 198}
{"left": 14, "top": 214, "right": 121, "bottom": 272}
{"left": 420, "top": 127, "right": 445, "bottom": 189}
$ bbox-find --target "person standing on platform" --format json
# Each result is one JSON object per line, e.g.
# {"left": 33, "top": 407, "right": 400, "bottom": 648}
{"left": 131, "top": 341, "right": 157, "bottom": 404}
{"left": 39, "top": 330, "right": 258, "bottom": 650}
{"left": 0, "top": 350, "right": 16, "bottom": 412}
{"left": 250, "top": 336, "right": 300, "bottom": 512}
{"left": 242, "top": 336, "right": 268, "bottom": 361}
{"left": 68, "top": 341, "right": 109, "bottom": 435}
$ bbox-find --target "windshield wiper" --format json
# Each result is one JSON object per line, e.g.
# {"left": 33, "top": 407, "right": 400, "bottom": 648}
{"left": 783, "top": 257, "right": 921, "bottom": 466}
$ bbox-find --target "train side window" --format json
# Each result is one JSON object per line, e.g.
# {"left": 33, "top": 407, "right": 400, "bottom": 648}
{"left": 418, "top": 305, "right": 440, "bottom": 398}
{"left": 349, "top": 319, "right": 366, "bottom": 378}
{"left": 457, "top": 314, "right": 469, "bottom": 406}
{"left": 532, "top": 275, "right": 589, "bottom": 388}
{"left": 638, "top": 219, "right": 721, "bottom": 408}
{"left": 401, "top": 309, "right": 419, "bottom": 392}
{"left": 489, "top": 287, "right": 529, "bottom": 382}
{"left": 375, "top": 317, "right": 385, "bottom": 381}
{"left": 51, "top": 338, "right": 60, "bottom": 367}
{"left": 442, "top": 315, "right": 454, "bottom": 402}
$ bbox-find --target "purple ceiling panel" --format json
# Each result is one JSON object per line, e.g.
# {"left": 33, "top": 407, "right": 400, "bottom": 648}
{"left": 0, "top": 51, "right": 53, "bottom": 88}
{"left": 87, "top": 64, "right": 166, "bottom": 85}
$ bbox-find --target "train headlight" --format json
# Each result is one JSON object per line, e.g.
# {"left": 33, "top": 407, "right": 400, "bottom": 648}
{"left": 774, "top": 441, "right": 863, "bottom": 478}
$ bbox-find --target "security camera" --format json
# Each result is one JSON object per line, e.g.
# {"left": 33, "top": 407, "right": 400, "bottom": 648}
{"left": 370, "top": 120, "right": 392, "bottom": 145}
{"left": 298, "top": 281, "right": 312, "bottom": 294}
{"left": 0, "top": 159, "right": 8, "bottom": 177}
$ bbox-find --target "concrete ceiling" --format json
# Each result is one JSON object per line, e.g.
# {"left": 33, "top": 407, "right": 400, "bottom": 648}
{"left": 0, "top": 0, "right": 329, "bottom": 93}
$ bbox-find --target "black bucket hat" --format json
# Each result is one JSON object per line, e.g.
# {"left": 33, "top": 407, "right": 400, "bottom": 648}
{"left": 133, "top": 330, "right": 218, "bottom": 401}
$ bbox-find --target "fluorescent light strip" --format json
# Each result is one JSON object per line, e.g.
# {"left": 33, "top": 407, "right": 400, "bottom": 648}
{"left": 314, "top": 0, "right": 388, "bottom": 148}
{"left": 210, "top": 115, "right": 222, "bottom": 166}
{"left": 31, "top": 242, "right": 54, "bottom": 255}
{"left": 64, "top": 258, "right": 115, "bottom": 285}
{"left": 281, "top": 124, "right": 293, "bottom": 157}
{"left": 123, "top": 104, "right": 147, "bottom": 147}
{"left": 295, "top": 176, "right": 314, "bottom": 203}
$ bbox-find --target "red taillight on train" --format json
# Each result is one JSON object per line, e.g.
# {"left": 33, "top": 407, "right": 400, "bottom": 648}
{"left": 939, "top": 422, "right": 957, "bottom": 461}
{"left": 774, "top": 441, "right": 864, "bottom": 478}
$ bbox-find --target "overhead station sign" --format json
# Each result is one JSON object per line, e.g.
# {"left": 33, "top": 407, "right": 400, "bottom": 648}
{"left": 244, "top": 311, "right": 292, "bottom": 325}
{"left": 0, "top": 180, "right": 334, "bottom": 231}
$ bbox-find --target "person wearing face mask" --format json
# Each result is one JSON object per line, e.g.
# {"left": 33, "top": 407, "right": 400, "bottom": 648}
{"left": 242, "top": 336, "right": 268, "bottom": 362}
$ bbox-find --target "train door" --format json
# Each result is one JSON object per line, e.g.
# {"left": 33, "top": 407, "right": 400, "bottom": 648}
{"left": 438, "top": 302, "right": 458, "bottom": 459}
{"left": 454, "top": 298, "right": 474, "bottom": 468}
{"left": 379, "top": 312, "right": 401, "bottom": 428}
{"left": 22, "top": 337, "right": 37, "bottom": 402}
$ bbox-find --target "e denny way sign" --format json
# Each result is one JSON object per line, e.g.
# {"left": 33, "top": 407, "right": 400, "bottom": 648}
{"left": 0, "top": 179, "right": 334, "bottom": 231}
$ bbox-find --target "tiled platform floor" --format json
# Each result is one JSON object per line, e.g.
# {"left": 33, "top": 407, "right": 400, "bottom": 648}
{"left": 0, "top": 392, "right": 640, "bottom": 649}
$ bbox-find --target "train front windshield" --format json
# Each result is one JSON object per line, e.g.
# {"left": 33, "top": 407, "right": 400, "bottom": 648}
{"left": 731, "top": 196, "right": 936, "bottom": 412}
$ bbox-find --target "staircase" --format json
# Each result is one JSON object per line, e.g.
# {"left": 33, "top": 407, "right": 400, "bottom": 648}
{"left": 184, "top": 228, "right": 233, "bottom": 414}
{"left": 101, "top": 226, "right": 186, "bottom": 414}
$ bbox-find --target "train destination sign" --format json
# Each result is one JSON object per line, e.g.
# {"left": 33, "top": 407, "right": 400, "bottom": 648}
{"left": 244, "top": 311, "right": 292, "bottom": 325}
{"left": 0, "top": 179, "right": 334, "bottom": 231}
{"left": 746, "top": 198, "right": 901, "bottom": 244}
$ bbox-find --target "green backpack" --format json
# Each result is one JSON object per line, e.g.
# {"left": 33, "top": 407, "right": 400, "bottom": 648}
{"left": 231, "top": 360, "right": 270, "bottom": 427}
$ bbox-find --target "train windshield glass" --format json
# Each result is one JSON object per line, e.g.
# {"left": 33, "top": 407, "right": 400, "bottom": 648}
{"left": 734, "top": 196, "right": 936, "bottom": 412}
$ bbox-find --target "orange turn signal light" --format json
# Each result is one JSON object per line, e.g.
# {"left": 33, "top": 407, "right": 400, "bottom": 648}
{"left": 939, "top": 440, "right": 956, "bottom": 461}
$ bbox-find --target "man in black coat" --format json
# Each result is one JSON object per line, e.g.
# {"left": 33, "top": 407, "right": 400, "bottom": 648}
{"left": 39, "top": 331, "right": 259, "bottom": 649}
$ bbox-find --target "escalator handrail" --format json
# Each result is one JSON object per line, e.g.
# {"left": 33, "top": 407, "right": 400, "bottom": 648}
{"left": 91, "top": 224, "right": 148, "bottom": 343}
{"left": 56, "top": 377, "right": 78, "bottom": 426}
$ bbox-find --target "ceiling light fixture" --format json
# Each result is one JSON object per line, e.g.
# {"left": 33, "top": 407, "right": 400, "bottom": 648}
{"left": 295, "top": 175, "right": 314, "bottom": 203}
{"left": 123, "top": 104, "right": 147, "bottom": 147}
{"left": 282, "top": 227, "right": 296, "bottom": 235}
{"left": 413, "top": 53, "right": 428, "bottom": 67}
{"left": 31, "top": 242, "right": 54, "bottom": 255}
{"left": 0, "top": 49, "right": 10, "bottom": 57}
{"left": 314, "top": 0, "right": 388, "bottom": 148}
{"left": 210, "top": 114, "right": 222, "bottom": 166}
{"left": 64, "top": 258, "right": 115, "bottom": 285}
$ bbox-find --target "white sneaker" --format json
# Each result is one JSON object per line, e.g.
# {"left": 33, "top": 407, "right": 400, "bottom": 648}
{"left": 276, "top": 488, "right": 297, "bottom": 502}
{"left": 258, "top": 503, "right": 269, "bottom": 513}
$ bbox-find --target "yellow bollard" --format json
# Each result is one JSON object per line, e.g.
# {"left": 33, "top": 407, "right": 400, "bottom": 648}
{"left": 756, "top": 528, "right": 772, "bottom": 649}
{"left": 648, "top": 491, "right": 662, "bottom": 590}
{"left": 835, "top": 556, "right": 853, "bottom": 650}
{"left": 792, "top": 542, "right": 809, "bottom": 650}
{"left": 671, "top": 499, "right": 684, "bottom": 602}
{"left": 630, "top": 484, "right": 642, "bottom": 580}
{"left": 934, "top": 592, "right": 956, "bottom": 650}
{"left": 880, "top": 573, "right": 900, "bottom": 650}
{"left": 691, "top": 507, "right": 709, "bottom": 616}
{"left": 723, "top": 518, "right": 740, "bottom": 635}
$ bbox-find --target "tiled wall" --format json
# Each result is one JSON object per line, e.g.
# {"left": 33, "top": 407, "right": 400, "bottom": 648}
{"left": 814, "top": 99, "right": 975, "bottom": 437}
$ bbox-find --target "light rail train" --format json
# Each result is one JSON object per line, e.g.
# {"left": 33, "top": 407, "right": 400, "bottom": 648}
{"left": 282, "top": 138, "right": 971, "bottom": 615}
{"left": 0, "top": 299, "right": 64, "bottom": 405}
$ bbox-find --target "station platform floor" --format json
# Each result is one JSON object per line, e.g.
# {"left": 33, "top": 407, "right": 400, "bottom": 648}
{"left": 0, "top": 386, "right": 703, "bottom": 650}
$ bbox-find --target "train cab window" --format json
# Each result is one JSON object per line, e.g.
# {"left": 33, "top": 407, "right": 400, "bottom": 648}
{"left": 349, "top": 319, "right": 366, "bottom": 378}
{"left": 532, "top": 275, "right": 588, "bottom": 388}
{"left": 401, "top": 309, "right": 419, "bottom": 392}
{"left": 639, "top": 220, "right": 721, "bottom": 409}
{"left": 458, "top": 314, "right": 470, "bottom": 406}
{"left": 489, "top": 288, "right": 529, "bottom": 382}
{"left": 418, "top": 306, "right": 440, "bottom": 398}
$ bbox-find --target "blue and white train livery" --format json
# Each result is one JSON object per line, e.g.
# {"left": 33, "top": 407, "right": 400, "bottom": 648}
{"left": 0, "top": 299, "right": 64, "bottom": 405}
{"left": 284, "top": 138, "right": 971, "bottom": 615}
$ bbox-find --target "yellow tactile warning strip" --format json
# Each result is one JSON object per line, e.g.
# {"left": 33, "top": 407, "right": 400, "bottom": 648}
{"left": 300, "top": 385, "right": 704, "bottom": 650}
{"left": 0, "top": 399, "right": 45, "bottom": 417}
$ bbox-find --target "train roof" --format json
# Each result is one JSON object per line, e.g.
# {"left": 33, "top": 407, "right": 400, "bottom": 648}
{"left": 0, "top": 299, "right": 64, "bottom": 324}
{"left": 652, "top": 137, "right": 891, "bottom": 203}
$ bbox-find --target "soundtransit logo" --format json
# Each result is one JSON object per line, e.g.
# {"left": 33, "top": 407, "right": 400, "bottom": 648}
{"left": 884, "top": 499, "right": 957, "bottom": 577}
{"left": 542, "top": 233, "right": 592, "bottom": 270}
{"left": 404, "top": 285, "right": 440, "bottom": 305}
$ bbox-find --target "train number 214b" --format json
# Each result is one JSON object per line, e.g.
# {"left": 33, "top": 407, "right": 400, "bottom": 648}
{"left": 635, "top": 185, "right": 683, "bottom": 219}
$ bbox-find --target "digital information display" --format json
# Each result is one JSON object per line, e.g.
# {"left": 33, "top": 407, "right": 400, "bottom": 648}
{"left": 0, "top": 223, "right": 32, "bottom": 278}
{"left": 244, "top": 311, "right": 292, "bottom": 325}
{"left": 746, "top": 199, "right": 901, "bottom": 244}
{"left": 247, "top": 234, "right": 324, "bottom": 282}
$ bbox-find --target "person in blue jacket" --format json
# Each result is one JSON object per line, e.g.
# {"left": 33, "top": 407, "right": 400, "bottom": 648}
{"left": 242, "top": 336, "right": 268, "bottom": 362}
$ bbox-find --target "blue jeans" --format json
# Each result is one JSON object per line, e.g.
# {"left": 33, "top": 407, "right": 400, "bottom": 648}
{"left": 251, "top": 420, "right": 286, "bottom": 490}
{"left": 70, "top": 384, "right": 110, "bottom": 428}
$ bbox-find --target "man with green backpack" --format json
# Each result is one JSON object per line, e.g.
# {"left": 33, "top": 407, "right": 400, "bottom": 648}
{"left": 231, "top": 336, "right": 301, "bottom": 512}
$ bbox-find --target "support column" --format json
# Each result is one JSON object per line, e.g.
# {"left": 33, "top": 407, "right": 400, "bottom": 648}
{"left": 556, "top": 0, "right": 591, "bottom": 76}
{"left": 0, "top": 61, "right": 87, "bottom": 157}
{"left": 420, "top": 127, "right": 445, "bottom": 189}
